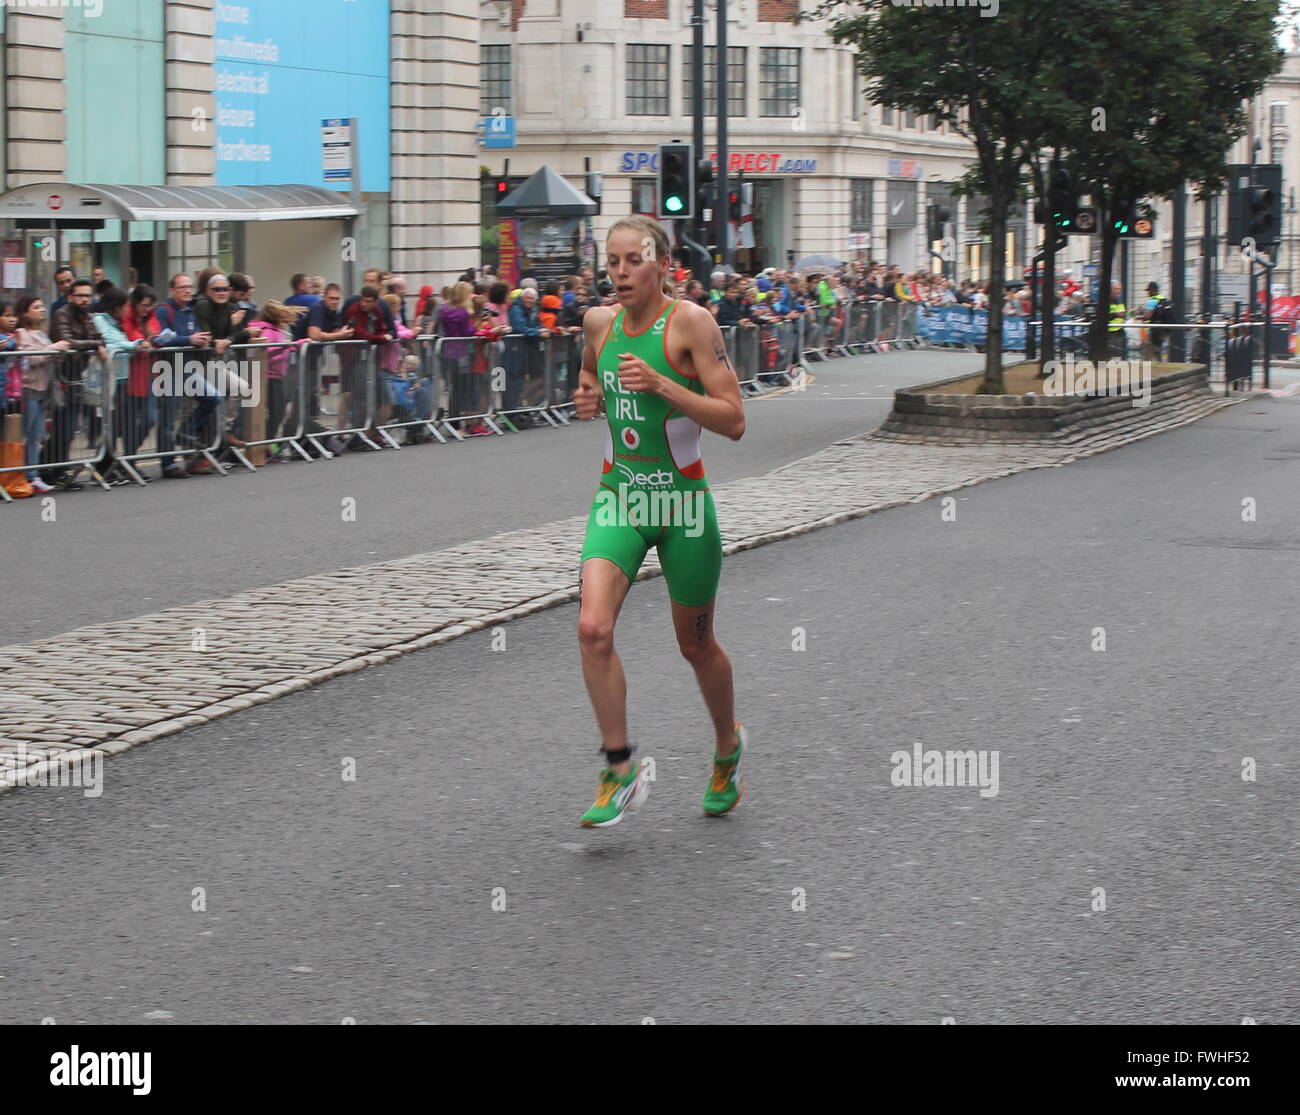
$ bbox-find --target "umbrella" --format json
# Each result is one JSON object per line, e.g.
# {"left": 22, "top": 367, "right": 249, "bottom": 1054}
{"left": 792, "top": 254, "right": 844, "bottom": 273}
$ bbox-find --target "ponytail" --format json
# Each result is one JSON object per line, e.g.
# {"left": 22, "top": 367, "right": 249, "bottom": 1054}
{"left": 662, "top": 275, "right": 678, "bottom": 300}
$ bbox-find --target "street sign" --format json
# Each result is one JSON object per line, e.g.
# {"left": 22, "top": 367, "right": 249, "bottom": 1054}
{"left": 480, "top": 112, "right": 516, "bottom": 149}
{"left": 1073, "top": 208, "right": 1097, "bottom": 234}
{"left": 1219, "top": 274, "right": 1249, "bottom": 303}
{"left": 321, "top": 118, "right": 355, "bottom": 182}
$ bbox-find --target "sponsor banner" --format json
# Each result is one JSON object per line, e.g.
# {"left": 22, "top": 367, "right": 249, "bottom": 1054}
{"left": 914, "top": 305, "right": 1038, "bottom": 350}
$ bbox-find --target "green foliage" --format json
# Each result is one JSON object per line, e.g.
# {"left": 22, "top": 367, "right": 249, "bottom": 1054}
{"left": 800, "top": 0, "right": 1285, "bottom": 376}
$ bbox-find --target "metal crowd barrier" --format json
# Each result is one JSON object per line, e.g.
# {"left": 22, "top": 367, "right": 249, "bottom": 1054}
{"left": 1021, "top": 318, "right": 1264, "bottom": 390}
{"left": 722, "top": 317, "right": 804, "bottom": 393}
{"left": 418, "top": 334, "right": 503, "bottom": 439}
{"left": 2, "top": 314, "right": 824, "bottom": 503}
{"left": 0, "top": 348, "right": 128, "bottom": 500}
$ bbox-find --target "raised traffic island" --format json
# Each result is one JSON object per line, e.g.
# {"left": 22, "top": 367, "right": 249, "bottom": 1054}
{"left": 874, "top": 360, "right": 1219, "bottom": 445}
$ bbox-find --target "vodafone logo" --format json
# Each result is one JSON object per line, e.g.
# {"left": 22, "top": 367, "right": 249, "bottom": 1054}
{"left": 48, "top": 195, "right": 63, "bottom": 211}
{"left": 621, "top": 428, "right": 640, "bottom": 450}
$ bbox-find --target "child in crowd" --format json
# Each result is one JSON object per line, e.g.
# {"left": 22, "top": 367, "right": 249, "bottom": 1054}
{"left": 246, "top": 300, "right": 306, "bottom": 458}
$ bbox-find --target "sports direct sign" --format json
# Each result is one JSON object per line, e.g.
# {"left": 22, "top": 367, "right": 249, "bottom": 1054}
{"left": 619, "top": 151, "right": 817, "bottom": 174}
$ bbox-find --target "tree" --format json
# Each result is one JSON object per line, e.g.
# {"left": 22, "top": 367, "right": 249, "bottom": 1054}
{"left": 1034, "top": 0, "right": 1282, "bottom": 360}
{"left": 803, "top": 0, "right": 1283, "bottom": 384}
{"left": 802, "top": 0, "right": 1069, "bottom": 392}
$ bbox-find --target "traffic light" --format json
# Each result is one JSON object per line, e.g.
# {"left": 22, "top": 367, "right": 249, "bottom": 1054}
{"left": 1111, "top": 195, "right": 1137, "bottom": 237}
{"left": 1247, "top": 185, "right": 1277, "bottom": 243}
{"left": 657, "top": 142, "right": 695, "bottom": 220}
{"left": 1226, "top": 164, "right": 1282, "bottom": 248}
{"left": 1047, "top": 168, "right": 1077, "bottom": 232}
{"left": 1130, "top": 205, "right": 1156, "bottom": 239}
{"left": 494, "top": 177, "right": 510, "bottom": 207}
{"left": 927, "top": 202, "right": 952, "bottom": 244}
{"left": 696, "top": 157, "right": 715, "bottom": 221}
{"left": 728, "top": 191, "right": 741, "bottom": 221}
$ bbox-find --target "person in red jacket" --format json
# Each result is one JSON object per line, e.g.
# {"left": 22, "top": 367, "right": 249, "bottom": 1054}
{"left": 339, "top": 286, "right": 393, "bottom": 450}
{"left": 122, "top": 285, "right": 160, "bottom": 466}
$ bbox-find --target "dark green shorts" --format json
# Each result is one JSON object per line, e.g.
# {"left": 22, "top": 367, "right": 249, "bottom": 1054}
{"left": 580, "top": 485, "right": 722, "bottom": 607}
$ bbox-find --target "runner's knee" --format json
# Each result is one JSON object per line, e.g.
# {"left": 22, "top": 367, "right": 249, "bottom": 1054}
{"left": 578, "top": 613, "right": 616, "bottom": 655}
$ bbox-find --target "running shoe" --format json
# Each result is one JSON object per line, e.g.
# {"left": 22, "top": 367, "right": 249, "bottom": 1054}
{"left": 702, "top": 724, "right": 746, "bottom": 816}
{"left": 579, "top": 760, "right": 650, "bottom": 828}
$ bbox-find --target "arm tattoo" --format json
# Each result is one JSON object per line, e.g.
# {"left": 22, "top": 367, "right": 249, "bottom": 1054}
{"left": 712, "top": 339, "right": 734, "bottom": 372}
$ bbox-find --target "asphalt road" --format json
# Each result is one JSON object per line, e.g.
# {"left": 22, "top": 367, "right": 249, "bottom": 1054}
{"left": 1, "top": 349, "right": 979, "bottom": 646}
{"left": 1, "top": 381, "right": 1295, "bottom": 1024}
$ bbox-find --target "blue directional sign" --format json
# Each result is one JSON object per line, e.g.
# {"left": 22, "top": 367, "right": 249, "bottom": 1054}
{"left": 480, "top": 113, "right": 516, "bottom": 149}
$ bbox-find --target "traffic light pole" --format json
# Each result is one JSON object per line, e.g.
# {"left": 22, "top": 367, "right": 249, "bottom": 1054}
{"left": 715, "top": 0, "right": 730, "bottom": 271}
{"left": 1170, "top": 182, "right": 1187, "bottom": 362}
{"left": 691, "top": 0, "right": 707, "bottom": 282}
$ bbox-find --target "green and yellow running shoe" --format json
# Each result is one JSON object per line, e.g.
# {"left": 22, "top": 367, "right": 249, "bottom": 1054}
{"left": 703, "top": 724, "right": 746, "bottom": 816}
{"left": 579, "top": 760, "right": 650, "bottom": 828}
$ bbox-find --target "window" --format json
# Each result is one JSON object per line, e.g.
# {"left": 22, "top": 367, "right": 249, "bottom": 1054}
{"left": 881, "top": 105, "right": 895, "bottom": 126}
{"left": 929, "top": 113, "right": 940, "bottom": 132}
{"left": 851, "top": 64, "right": 860, "bottom": 122}
{"left": 682, "top": 46, "right": 746, "bottom": 117}
{"left": 480, "top": 45, "right": 511, "bottom": 118}
{"left": 759, "top": 47, "right": 800, "bottom": 118}
{"left": 850, "top": 180, "right": 873, "bottom": 232}
{"left": 627, "top": 44, "right": 671, "bottom": 115}
{"left": 904, "top": 108, "right": 917, "bottom": 128}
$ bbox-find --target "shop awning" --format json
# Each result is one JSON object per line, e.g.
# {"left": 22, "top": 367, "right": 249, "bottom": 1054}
{"left": 0, "top": 182, "right": 360, "bottom": 224}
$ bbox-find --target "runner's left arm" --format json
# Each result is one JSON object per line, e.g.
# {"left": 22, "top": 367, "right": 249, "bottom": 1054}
{"left": 651, "top": 304, "right": 745, "bottom": 441}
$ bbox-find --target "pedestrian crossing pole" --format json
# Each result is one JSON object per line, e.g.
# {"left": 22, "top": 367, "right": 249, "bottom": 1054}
{"left": 715, "top": 0, "right": 730, "bottom": 271}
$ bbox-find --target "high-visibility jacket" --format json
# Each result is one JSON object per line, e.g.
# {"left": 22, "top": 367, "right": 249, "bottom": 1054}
{"left": 1108, "top": 301, "right": 1126, "bottom": 332}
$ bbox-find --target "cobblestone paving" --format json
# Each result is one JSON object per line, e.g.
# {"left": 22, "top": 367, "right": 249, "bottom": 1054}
{"left": 0, "top": 392, "right": 1238, "bottom": 792}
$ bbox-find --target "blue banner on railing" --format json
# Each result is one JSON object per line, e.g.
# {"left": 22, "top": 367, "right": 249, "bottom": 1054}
{"left": 915, "top": 306, "right": 1088, "bottom": 351}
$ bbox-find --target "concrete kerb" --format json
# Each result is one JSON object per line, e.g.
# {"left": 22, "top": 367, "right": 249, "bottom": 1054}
{"left": 0, "top": 391, "right": 1249, "bottom": 796}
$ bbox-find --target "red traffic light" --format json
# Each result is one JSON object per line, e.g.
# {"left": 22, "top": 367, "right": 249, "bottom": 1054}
{"left": 496, "top": 179, "right": 508, "bottom": 195}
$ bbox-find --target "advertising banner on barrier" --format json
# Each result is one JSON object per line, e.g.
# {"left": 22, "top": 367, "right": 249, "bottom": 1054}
{"left": 914, "top": 305, "right": 1031, "bottom": 350}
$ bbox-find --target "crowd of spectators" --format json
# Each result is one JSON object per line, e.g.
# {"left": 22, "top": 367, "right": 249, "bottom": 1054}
{"left": 2, "top": 253, "right": 1099, "bottom": 498}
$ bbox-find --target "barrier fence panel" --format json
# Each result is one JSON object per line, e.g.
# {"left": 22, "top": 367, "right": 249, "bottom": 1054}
{"left": 897, "top": 303, "right": 920, "bottom": 348}
{"left": 428, "top": 334, "right": 504, "bottom": 439}
{"left": 843, "top": 300, "right": 878, "bottom": 353}
{"left": 876, "top": 301, "right": 900, "bottom": 348}
{"left": 366, "top": 333, "right": 444, "bottom": 448}
{"left": 119, "top": 343, "right": 221, "bottom": 478}
{"left": 302, "top": 339, "right": 378, "bottom": 458}
{"left": 1, "top": 349, "right": 121, "bottom": 500}
{"left": 544, "top": 331, "right": 584, "bottom": 424}
{"left": 494, "top": 332, "right": 560, "bottom": 429}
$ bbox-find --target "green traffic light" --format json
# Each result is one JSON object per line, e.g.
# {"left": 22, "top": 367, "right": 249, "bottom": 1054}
{"left": 665, "top": 196, "right": 685, "bottom": 213}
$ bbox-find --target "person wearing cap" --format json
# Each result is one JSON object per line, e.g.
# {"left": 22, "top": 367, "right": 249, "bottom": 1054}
{"left": 1140, "top": 281, "right": 1170, "bottom": 360}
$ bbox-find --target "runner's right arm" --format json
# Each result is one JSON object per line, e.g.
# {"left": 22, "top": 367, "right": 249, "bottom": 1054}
{"left": 575, "top": 305, "right": 615, "bottom": 419}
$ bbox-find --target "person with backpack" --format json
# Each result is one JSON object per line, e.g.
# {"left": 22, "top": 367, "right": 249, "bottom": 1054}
{"left": 1142, "top": 281, "right": 1173, "bottom": 361}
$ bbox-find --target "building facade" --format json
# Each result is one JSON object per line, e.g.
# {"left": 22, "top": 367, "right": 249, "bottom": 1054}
{"left": 480, "top": 0, "right": 1006, "bottom": 278}
{"left": 0, "top": 0, "right": 1290, "bottom": 307}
